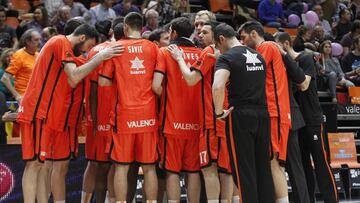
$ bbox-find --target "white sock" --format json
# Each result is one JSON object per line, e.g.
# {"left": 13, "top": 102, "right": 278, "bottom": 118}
{"left": 275, "top": 196, "right": 289, "bottom": 203}
{"left": 220, "top": 200, "right": 230, "bottom": 203}
{"left": 208, "top": 200, "right": 219, "bottom": 203}
{"left": 168, "top": 200, "right": 178, "bottom": 203}
{"left": 81, "top": 192, "right": 92, "bottom": 203}
{"left": 55, "top": 201, "right": 65, "bottom": 203}
{"left": 115, "top": 201, "right": 126, "bottom": 203}
{"left": 232, "top": 196, "right": 240, "bottom": 203}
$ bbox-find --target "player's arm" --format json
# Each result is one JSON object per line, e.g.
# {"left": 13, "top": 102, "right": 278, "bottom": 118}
{"left": 282, "top": 54, "right": 311, "bottom": 91}
{"left": 297, "top": 75, "right": 311, "bottom": 91}
{"left": 64, "top": 44, "right": 123, "bottom": 88}
{"left": 167, "top": 44, "right": 202, "bottom": 86}
{"left": 152, "top": 72, "right": 164, "bottom": 96}
{"left": 212, "top": 69, "right": 233, "bottom": 119}
{"left": 1, "top": 72, "right": 21, "bottom": 102}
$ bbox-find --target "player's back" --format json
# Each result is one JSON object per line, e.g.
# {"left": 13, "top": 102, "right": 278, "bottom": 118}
{"left": 111, "top": 39, "right": 158, "bottom": 110}
{"left": 18, "top": 35, "right": 74, "bottom": 123}
{"left": 257, "top": 41, "right": 291, "bottom": 125}
{"left": 157, "top": 45, "right": 202, "bottom": 138}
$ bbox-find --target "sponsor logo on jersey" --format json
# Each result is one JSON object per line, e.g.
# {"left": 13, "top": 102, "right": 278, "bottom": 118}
{"left": 243, "top": 50, "right": 264, "bottom": 72}
{"left": 98, "top": 124, "right": 111, "bottom": 132}
{"left": 173, "top": 122, "right": 201, "bottom": 130}
{"left": 130, "top": 56, "right": 146, "bottom": 75}
{"left": 127, "top": 119, "right": 156, "bottom": 128}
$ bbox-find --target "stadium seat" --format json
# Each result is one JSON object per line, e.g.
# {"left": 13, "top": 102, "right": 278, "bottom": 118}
{"left": 349, "top": 87, "right": 360, "bottom": 104}
{"left": 328, "top": 133, "right": 360, "bottom": 198}
{"left": 282, "top": 28, "right": 297, "bottom": 37}
{"left": 4, "top": 16, "right": 19, "bottom": 29}
{"left": 10, "top": 0, "right": 30, "bottom": 13}
{"left": 263, "top": 26, "right": 278, "bottom": 35}
{"left": 209, "top": 0, "right": 232, "bottom": 13}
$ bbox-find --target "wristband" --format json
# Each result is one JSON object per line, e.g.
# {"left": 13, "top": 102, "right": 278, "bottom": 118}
{"left": 216, "top": 111, "right": 224, "bottom": 118}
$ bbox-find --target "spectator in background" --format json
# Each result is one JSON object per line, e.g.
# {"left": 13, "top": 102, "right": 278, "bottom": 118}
{"left": 351, "top": 0, "right": 360, "bottom": 20}
{"left": 51, "top": 5, "right": 72, "bottom": 34}
{"left": 319, "top": 40, "right": 354, "bottom": 102}
{"left": 293, "top": 25, "right": 316, "bottom": 52}
{"left": 1, "top": 29, "right": 40, "bottom": 103}
{"left": 42, "top": 26, "right": 58, "bottom": 45}
{"left": 42, "top": 0, "right": 63, "bottom": 18}
{"left": 148, "top": 28, "right": 170, "bottom": 47}
{"left": 113, "top": 0, "right": 140, "bottom": 16}
{"left": 0, "top": 48, "right": 14, "bottom": 100}
{"left": 258, "top": 0, "right": 295, "bottom": 28}
{"left": 0, "top": 6, "right": 18, "bottom": 50}
{"left": 342, "top": 35, "right": 360, "bottom": 86}
{"left": 313, "top": 4, "right": 333, "bottom": 37}
{"left": 142, "top": 9, "right": 159, "bottom": 33}
{"left": 62, "top": 0, "right": 90, "bottom": 19}
{"left": 90, "top": 0, "right": 116, "bottom": 26}
{"left": 313, "top": 24, "right": 334, "bottom": 50}
{"left": 341, "top": 20, "right": 360, "bottom": 57}
{"left": 334, "top": 8, "right": 352, "bottom": 41}
{"left": 17, "top": 6, "right": 49, "bottom": 40}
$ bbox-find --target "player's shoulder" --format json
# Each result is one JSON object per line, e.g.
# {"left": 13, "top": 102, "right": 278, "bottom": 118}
{"left": 202, "top": 45, "right": 215, "bottom": 54}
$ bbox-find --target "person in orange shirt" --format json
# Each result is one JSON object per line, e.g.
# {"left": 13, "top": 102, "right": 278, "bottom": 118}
{"left": 17, "top": 24, "right": 122, "bottom": 203}
{"left": 152, "top": 17, "right": 202, "bottom": 203}
{"left": 238, "top": 21, "right": 291, "bottom": 203}
{"left": 167, "top": 21, "right": 235, "bottom": 202}
{"left": 1, "top": 29, "right": 40, "bottom": 102}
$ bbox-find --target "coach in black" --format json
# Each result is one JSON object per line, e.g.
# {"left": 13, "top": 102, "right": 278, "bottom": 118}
{"left": 275, "top": 32, "right": 338, "bottom": 203}
{"left": 212, "top": 23, "right": 275, "bottom": 203}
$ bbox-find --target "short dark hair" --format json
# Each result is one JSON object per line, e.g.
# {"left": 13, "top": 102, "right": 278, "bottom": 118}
{"left": 274, "top": 32, "right": 292, "bottom": 46}
{"left": 113, "top": 23, "right": 125, "bottom": 41}
{"left": 214, "top": 23, "right": 237, "bottom": 42}
{"left": 352, "top": 20, "right": 360, "bottom": 33}
{"left": 124, "top": 12, "right": 143, "bottom": 31}
{"left": 237, "top": 21, "right": 265, "bottom": 37}
{"left": 148, "top": 28, "right": 167, "bottom": 42}
{"left": 64, "top": 18, "right": 86, "bottom": 35}
{"left": 96, "top": 20, "right": 112, "bottom": 36}
{"left": 73, "top": 24, "right": 99, "bottom": 42}
{"left": 112, "top": 16, "right": 124, "bottom": 29}
{"left": 339, "top": 8, "right": 350, "bottom": 19}
{"left": 170, "top": 17, "right": 194, "bottom": 38}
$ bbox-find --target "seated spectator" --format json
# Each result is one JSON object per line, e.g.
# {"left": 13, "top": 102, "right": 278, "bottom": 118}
{"left": 313, "top": 4, "right": 333, "bottom": 37}
{"left": 341, "top": 35, "right": 360, "bottom": 86}
{"left": 0, "top": 29, "right": 40, "bottom": 103}
{"left": 258, "top": 0, "right": 296, "bottom": 28}
{"left": 350, "top": 0, "right": 360, "bottom": 20}
{"left": 142, "top": 9, "right": 159, "bottom": 33}
{"left": 341, "top": 20, "right": 360, "bottom": 57}
{"left": 90, "top": 0, "right": 117, "bottom": 26}
{"left": 0, "top": 48, "right": 14, "bottom": 144}
{"left": 0, "top": 48, "right": 15, "bottom": 100}
{"left": 17, "top": 6, "right": 49, "bottom": 41}
{"left": 313, "top": 24, "right": 334, "bottom": 50}
{"left": 113, "top": 0, "right": 140, "bottom": 17}
{"left": 62, "top": 0, "right": 90, "bottom": 20}
{"left": 293, "top": 25, "right": 316, "bottom": 52}
{"left": 334, "top": 8, "right": 352, "bottom": 41}
{"left": 319, "top": 40, "right": 354, "bottom": 102}
{"left": 41, "top": 26, "right": 58, "bottom": 45}
{"left": 0, "top": 6, "right": 18, "bottom": 50}
{"left": 148, "top": 28, "right": 170, "bottom": 47}
{"left": 51, "top": 5, "right": 72, "bottom": 34}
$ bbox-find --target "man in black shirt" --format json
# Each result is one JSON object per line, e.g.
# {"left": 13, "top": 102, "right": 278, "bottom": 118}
{"left": 212, "top": 23, "right": 275, "bottom": 203}
{"left": 275, "top": 32, "right": 311, "bottom": 203}
{"left": 276, "top": 32, "right": 338, "bottom": 203}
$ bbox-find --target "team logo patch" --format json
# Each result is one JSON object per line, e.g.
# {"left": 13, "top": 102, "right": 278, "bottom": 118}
{"left": 243, "top": 50, "right": 264, "bottom": 71}
{"left": 65, "top": 50, "right": 72, "bottom": 58}
{"left": 130, "top": 56, "right": 145, "bottom": 75}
